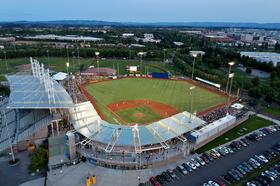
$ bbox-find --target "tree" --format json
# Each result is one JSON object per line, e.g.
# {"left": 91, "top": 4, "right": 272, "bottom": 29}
{"left": 252, "top": 77, "right": 260, "bottom": 86}
{"left": 248, "top": 87, "right": 262, "bottom": 98}
{"left": 270, "top": 71, "right": 277, "bottom": 80}
{"left": 245, "top": 67, "right": 252, "bottom": 74}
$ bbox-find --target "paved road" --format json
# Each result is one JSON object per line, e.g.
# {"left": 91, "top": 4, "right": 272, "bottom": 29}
{"left": 0, "top": 151, "right": 43, "bottom": 186}
{"left": 169, "top": 131, "right": 280, "bottom": 186}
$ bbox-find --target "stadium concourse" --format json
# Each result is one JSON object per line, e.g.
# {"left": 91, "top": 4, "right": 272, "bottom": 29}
{"left": 0, "top": 58, "right": 242, "bottom": 172}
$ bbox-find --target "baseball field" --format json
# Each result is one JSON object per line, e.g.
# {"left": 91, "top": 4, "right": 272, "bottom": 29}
{"left": 83, "top": 78, "right": 227, "bottom": 125}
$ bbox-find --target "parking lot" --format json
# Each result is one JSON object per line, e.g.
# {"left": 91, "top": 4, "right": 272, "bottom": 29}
{"left": 168, "top": 131, "right": 280, "bottom": 186}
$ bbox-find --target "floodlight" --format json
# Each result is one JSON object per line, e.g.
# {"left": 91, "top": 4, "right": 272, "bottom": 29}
{"left": 228, "top": 61, "right": 235, "bottom": 66}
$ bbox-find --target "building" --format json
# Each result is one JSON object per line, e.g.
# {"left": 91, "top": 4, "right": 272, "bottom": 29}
{"left": 122, "top": 33, "right": 134, "bottom": 38}
{"left": 240, "top": 52, "right": 280, "bottom": 67}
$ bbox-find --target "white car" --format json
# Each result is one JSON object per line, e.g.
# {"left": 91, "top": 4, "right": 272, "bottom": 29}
{"left": 208, "top": 181, "right": 219, "bottom": 186}
{"left": 258, "top": 155, "right": 268, "bottom": 163}
{"left": 212, "top": 149, "right": 221, "bottom": 157}
{"left": 187, "top": 161, "right": 196, "bottom": 170}
{"left": 191, "top": 158, "right": 200, "bottom": 167}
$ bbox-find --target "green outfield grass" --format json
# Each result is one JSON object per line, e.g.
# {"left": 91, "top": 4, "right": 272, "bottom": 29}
{"left": 85, "top": 78, "right": 227, "bottom": 124}
{"left": 0, "top": 57, "right": 93, "bottom": 81}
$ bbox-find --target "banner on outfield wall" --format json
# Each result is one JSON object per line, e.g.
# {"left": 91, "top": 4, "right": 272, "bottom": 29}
{"left": 195, "top": 77, "right": 221, "bottom": 89}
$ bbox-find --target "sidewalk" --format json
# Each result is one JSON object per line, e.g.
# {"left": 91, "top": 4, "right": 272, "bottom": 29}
{"left": 47, "top": 153, "right": 197, "bottom": 186}
{"left": 257, "top": 114, "right": 280, "bottom": 125}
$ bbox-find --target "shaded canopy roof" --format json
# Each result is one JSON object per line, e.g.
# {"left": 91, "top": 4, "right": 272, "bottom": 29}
{"left": 6, "top": 75, "right": 74, "bottom": 109}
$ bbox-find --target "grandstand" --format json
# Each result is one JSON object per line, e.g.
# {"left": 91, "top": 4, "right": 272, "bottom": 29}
{"left": 69, "top": 100, "right": 206, "bottom": 168}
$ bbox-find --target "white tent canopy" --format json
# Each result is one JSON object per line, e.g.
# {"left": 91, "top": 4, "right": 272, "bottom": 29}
{"left": 52, "top": 72, "right": 68, "bottom": 81}
{"left": 231, "top": 103, "right": 244, "bottom": 110}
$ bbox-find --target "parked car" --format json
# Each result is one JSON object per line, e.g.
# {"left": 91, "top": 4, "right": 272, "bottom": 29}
{"left": 149, "top": 176, "right": 161, "bottom": 186}
{"left": 167, "top": 169, "right": 177, "bottom": 179}
{"left": 176, "top": 165, "right": 188, "bottom": 175}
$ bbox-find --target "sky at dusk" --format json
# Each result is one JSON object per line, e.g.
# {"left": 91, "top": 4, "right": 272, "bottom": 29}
{"left": 0, "top": 0, "right": 279, "bottom": 23}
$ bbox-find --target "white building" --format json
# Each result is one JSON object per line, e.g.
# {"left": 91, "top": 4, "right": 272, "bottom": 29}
{"left": 122, "top": 33, "right": 134, "bottom": 38}
{"left": 240, "top": 52, "right": 280, "bottom": 67}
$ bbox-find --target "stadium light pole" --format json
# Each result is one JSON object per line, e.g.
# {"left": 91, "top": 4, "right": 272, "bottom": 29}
{"left": 66, "top": 46, "right": 70, "bottom": 62}
{"left": 163, "top": 48, "right": 166, "bottom": 62}
{"left": 137, "top": 52, "right": 144, "bottom": 76}
{"left": 189, "top": 86, "right": 195, "bottom": 123}
{"left": 46, "top": 49, "right": 50, "bottom": 69}
{"left": 191, "top": 53, "right": 197, "bottom": 80}
{"left": 4, "top": 50, "right": 8, "bottom": 72}
{"left": 225, "top": 61, "right": 235, "bottom": 94}
{"left": 95, "top": 52, "right": 100, "bottom": 79}
{"left": 77, "top": 46, "right": 80, "bottom": 67}
{"left": 72, "top": 51, "right": 75, "bottom": 71}
{"left": 66, "top": 62, "right": 69, "bottom": 74}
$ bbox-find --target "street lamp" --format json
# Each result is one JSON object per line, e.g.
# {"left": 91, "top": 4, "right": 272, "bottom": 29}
{"left": 191, "top": 53, "right": 197, "bottom": 80}
{"left": 225, "top": 61, "right": 235, "bottom": 94}
{"left": 189, "top": 86, "right": 195, "bottom": 123}
{"left": 95, "top": 52, "right": 100, "bottom": 79}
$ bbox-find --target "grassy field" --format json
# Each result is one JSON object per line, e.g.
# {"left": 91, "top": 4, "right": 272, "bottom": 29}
{"left": 85, "top": 78, "right": 226, "bottom": 124}
{"left": 0, "top": 58, "right": 180, "bottom": 81}
{"left": 0, "top": 57, "right": 93, "bottom": 81}
{"left": 196, "top": 116, "right": 275, "bottom": 153}
{"left": 264, "top": 107, "right": 280, "bottom": 118}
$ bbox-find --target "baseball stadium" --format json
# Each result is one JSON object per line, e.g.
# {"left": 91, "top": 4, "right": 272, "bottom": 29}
{"left": 0, "top": 57, "right": 242, "bottom": 171}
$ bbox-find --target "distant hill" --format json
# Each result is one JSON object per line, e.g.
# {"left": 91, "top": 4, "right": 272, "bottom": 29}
{"left": 1, "top": 20, "right": 280, "bottom": 29}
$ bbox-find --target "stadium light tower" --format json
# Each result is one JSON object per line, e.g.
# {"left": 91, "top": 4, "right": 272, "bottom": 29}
{"left": 138, "top": 52, "right": 144, "bottom": 76}
{"left": 225, "top": 61, "right": 235, "bottom": 94}
{"left": 95, "top": 52, "right": 100, "bottom": 79}
{"left": 46, "top": 49, "right": 50, "bottom": 68}
{"left": 66, "top": 62, "right": 69, "bottom": 74}
{"left": 77, "top": 46, "right": 80, "bottom": 67}
{"left": 72, "top": 51, "right": 75, "bottom": 71}
{"left": 189, "top": 86, "right": 196, "bottom": 123}
{"left": 191, "top": 53, "right": 197, "bottom": 80}
{"left": 3, "top": 50, "right": 8, "bottom": 72}
{"left": 66, "top": 46, "right": 70, "bottom": 62}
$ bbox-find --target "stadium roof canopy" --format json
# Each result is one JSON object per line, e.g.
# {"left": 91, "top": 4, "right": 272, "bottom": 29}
{"left": 6, "top": 75, "right": 74, "bottom": 109}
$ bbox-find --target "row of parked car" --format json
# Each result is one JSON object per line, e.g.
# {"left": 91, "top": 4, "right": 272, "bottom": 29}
{"left": 223, "top": 142, "right": 280, "bottom": 185}
{"left": 202, "top": 126, "right": 280, "bottom": 186}
{"left": 202, "top": 142, "right": 280, "bottom": 186}
{"left": 147, "top": 125, "right": 280, "bottom": 186}
{"left": 246, "top": 162, "right": 280, "bottom": 186}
